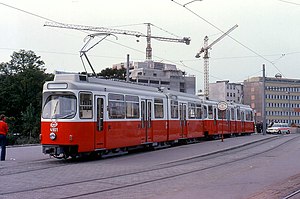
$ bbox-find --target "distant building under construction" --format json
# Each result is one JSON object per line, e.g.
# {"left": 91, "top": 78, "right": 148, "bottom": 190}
{"left": 113, "top": 61, "right": 196, "bottom": 95}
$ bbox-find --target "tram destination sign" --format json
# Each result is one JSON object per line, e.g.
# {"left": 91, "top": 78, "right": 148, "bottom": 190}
{"left": 217, "top": 101, "right": 228, "bottom": 111}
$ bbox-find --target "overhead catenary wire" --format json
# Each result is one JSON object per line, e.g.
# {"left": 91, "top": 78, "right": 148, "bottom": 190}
{"left": 278, "top": 0, "right": 300, "bottom": 6}
{"left": 0, "top": 2, "right": 58, "bottom": 23}
{"left": 108, "top": 23, "right": 182, "bottom": 38}
{"left": 171, "top": 0, "right": 285, "bottom": 77}
{"left": 0, "top": 1, "right": 287, "bottom": 83}
{"left": 0, "top": 3, "right": 190, "bottom": 68}
{"left": 0, "top": 1, "right": 202, "bottom": 76}
{"left": 177, "top": 51, "right": 300, "bottom": 62}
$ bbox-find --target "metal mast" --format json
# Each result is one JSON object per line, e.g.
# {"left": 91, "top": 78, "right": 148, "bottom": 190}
{"left": 196, "top": 24, "right": 238, "bottom": 99}
{"left": 203, "top": 36, "right": 209, "bottom": 98}
{"left": 44, "top": 21, "right": 190, "bottom": 53}
{"left": 44, "top": 22, "right": 190, "bottom": 73}
{"left": 146, "top": 23, "right": 152, "bottom": 61}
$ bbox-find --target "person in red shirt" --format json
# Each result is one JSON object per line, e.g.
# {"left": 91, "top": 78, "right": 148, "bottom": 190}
{"left": 0, "top": 114, "right": 9, "bottom": 161}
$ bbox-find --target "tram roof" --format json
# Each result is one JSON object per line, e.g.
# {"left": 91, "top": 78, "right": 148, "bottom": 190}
{"left": 48, "top": 73, "right": 203, "bottom": 101}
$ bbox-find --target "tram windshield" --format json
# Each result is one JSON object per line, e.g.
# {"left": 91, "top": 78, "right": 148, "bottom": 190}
{"left": 42, "top": 94, "right": 77, "bottom": 119}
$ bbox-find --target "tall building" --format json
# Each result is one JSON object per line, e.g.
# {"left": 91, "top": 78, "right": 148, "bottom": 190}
{"left": 113, "top": 61, "right": 196, "bottom": 94}
{"left": 243, "top": 75, "right": 300, "bottom": 125}
{"left": 209, "top": 80, "right": 243, "bottom": 103}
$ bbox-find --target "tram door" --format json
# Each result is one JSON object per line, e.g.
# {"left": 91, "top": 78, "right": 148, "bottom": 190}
{"left": 95, "top": 96, "right": 105, "bottom": 149}
{"left": 179, "top": 103, "right": 188, "bottom": 138}
{"left": 141, "top": 99, "right": 153, "bottom": 143}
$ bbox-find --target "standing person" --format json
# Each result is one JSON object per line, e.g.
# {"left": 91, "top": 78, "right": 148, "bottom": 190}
{"left": 0, "top": 114, "right": 8, "bottom": 161}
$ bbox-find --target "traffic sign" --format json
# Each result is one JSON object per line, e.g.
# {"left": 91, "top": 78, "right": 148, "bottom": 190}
{"left": 217, "top": 101, "right": 228, "bottom": 111}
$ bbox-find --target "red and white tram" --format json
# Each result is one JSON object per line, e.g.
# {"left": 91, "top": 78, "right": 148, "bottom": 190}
{"left": 40, "top": 73, "right": 255, "bottom": 158}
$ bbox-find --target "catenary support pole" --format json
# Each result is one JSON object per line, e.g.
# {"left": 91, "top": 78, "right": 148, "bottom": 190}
{"left": 126, "top": 54, "right": 130, "bottom": 82}
{"left": 262, "top": 64, "right": 266, "bottom": 135}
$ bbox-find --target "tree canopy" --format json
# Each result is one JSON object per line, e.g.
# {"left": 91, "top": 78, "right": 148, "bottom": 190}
{"left": 97, "top": 67, "right": 126, "bottom": 80}
{"left": 0, "top": 50, "right": 53, "bottom": 144}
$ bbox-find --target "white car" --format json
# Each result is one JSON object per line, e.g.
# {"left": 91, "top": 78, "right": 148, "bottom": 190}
{"left": 267, "top": 123, "right": 290, "bottom": 134}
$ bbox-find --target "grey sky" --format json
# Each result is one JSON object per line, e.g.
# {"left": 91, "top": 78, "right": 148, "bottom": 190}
{"left": 1, "top": 0, "right": 300, "bottom": 90}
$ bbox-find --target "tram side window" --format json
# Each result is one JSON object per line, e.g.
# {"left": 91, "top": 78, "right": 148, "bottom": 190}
{"left": 79, "top": 93, "right": 93, "bottom": 119}
{"left": 125, "top": 95, "right": 139, "bottom": 119}
{"left": 188, "top": 103, "right": 196, "bottom": 119}
{"left": 203, "top": 105, "right": 208, "bottom": 119}
{"left": 208, "top": 105, "right": 213, "bottom": 119}
{"left": 196, "top": 104, "right": 202, "bottom": 119}
{"left": 171, "top": 100, "right": 179, "bottom": 119}
{"left": 230, "top": 108, "right": 235, "bottom": 120}
{"left": 241, "top": 111, "right": 245, "bottom": 121}
{"left": 246, "top": 111, "right": 252, "bottom": 121}
{"left": 108, "top": 93, "right": 125, "bottom": 119}
{"left": 237, "top": 108, "right": 241, "bottom": 120}
{"left": 218, "top": 109, "right": 226, "bottom": 119}
{"left": 154, "top": 98, "right": 164, "bottom": 118}
{"left": 226, "top": 109, "right": 230, "bottom": 120}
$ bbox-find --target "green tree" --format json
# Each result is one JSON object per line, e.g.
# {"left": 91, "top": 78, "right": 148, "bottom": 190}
{"left": 0, "top": 50, "right": 53, "bottom": 144}
{"left": 98, "top": 67, "right": 126, "bottom": 80}
{"left": 21, "top": 103, "right": 40, "bottom": 143}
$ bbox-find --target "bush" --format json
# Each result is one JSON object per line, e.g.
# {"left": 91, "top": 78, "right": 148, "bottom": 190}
{"left": 6, "top": 134, "right": 18, "bottom": 145}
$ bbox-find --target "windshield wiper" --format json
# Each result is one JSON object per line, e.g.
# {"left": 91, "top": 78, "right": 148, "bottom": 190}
{"left": 51, "top": 101, "right": 59, "bottom": 119}
{"left": 60, "top": 112, "right": 75, "bottom": 119}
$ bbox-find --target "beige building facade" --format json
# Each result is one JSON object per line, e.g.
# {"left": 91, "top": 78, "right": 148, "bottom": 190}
{"left": 244, "top": 76, "right": 300, "bottom": 125}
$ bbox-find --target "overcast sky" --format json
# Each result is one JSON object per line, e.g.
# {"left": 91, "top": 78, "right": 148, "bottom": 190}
{"left": 1, "top": 0, "right": 300, "bottom": 91}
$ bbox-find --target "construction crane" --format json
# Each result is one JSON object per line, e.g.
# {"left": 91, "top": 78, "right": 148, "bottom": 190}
{"left": 143, "top": 23, "right": 190, "bottom": 61}
{"left": 195, "top": 24, "right": 238, "bottom": 99}
{"left": 44, "top": 21, "right": 190, "bottom": 62}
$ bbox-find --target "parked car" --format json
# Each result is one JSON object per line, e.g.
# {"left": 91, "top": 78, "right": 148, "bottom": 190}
{"left": 267, "top": 123, "right": 290, "bottom": 134}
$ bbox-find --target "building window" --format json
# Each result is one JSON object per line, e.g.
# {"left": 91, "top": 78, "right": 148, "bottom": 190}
{"left": 150, "top": 80, "right": 159, "bottom": 84}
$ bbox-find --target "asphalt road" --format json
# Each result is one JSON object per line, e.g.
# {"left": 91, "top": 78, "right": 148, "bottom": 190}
{"left": 1, "top": 134, "right": 300, "bottom": 199}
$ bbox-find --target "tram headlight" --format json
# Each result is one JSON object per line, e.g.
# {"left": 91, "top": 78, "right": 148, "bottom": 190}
{"left": 50, "top": 132, "right": 57, "bottom": 140}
